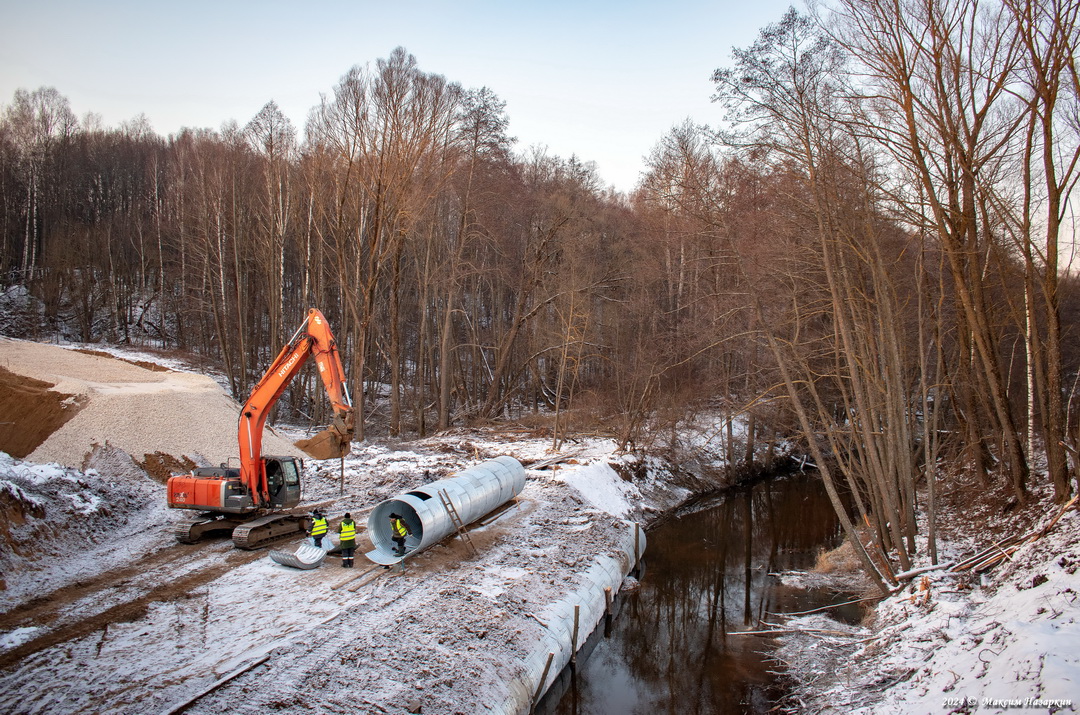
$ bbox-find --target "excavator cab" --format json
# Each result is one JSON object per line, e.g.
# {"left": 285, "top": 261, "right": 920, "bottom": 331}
{"left": 264, "top": 456, "right": 302, "bottom": 509}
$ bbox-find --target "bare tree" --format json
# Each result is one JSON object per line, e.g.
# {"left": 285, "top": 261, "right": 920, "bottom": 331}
{"left": 832, "top": 0, "right": 1032, "bottom": 500}
{"left": 2, "top": 87, "right": 77, "bottom": 282}
{"left": 245, "top": 100, "right": 298, "bottom": 354}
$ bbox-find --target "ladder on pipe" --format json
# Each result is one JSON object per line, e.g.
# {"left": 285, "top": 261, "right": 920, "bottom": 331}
{"left": 438, "top": 489, "right": 478, "bottom": 556}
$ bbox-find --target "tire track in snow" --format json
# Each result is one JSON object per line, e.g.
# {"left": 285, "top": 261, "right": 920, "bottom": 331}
{"left": 0, "top": 544, "right": 260, "bottom": 671}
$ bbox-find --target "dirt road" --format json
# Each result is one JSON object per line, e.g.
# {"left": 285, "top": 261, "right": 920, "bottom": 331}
{"left": 0, "top": 540, "right": 260, "bottom": 671}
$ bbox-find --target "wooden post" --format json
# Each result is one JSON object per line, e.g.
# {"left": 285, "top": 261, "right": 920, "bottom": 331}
{"left": 604, "top": 586, "right": 613, "bottom": 636}
{"left": 570, "top": 604, "right": 580, "bottom": 665}
{"left": 530, "top": 652, "right": 555, "bottom": 712}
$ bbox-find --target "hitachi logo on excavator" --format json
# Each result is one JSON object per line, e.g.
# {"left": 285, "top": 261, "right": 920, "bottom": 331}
{"left": 278, "top": 352, "right": 302, "bottom": 378}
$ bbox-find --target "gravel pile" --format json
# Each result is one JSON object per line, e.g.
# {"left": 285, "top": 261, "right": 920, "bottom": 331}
{"left": 0, "top": 338, "right": 301, "bottom": 469}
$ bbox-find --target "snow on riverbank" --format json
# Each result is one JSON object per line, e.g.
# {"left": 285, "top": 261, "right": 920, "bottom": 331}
{"left": 777, "top": 488, "right": 1080, "bottom": 714}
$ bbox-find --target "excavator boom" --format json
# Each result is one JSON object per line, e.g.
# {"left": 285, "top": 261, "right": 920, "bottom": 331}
{"left": 237, "top": 308, "right": 355, "bottom": 505}
{"left": 292, "top": 312, "right": 355, "bottom": 460}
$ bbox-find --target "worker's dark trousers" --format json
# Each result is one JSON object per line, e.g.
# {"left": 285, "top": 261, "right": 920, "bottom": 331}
{"left": 393, "top": 537, "right": 406, "bottom": 555}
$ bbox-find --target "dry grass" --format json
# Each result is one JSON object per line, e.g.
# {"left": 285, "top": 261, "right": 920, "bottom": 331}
{"left": 813, "top": 538, "right": 864, "bottom": 575}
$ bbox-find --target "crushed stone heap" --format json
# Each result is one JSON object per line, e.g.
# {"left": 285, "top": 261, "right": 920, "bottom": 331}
{"left": 0, "top": 338, "right": 301, "bottom": 471}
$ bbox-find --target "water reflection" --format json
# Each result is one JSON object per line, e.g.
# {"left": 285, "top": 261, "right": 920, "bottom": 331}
{"left": 547, "top": 473, "right": 849, "bottom": 715}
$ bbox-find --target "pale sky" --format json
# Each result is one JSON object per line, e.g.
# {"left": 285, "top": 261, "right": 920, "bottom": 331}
{"left": 0, "top": 0, "right": 796, "bottom": 193}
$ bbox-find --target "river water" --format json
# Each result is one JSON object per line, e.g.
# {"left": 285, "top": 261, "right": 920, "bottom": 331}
{"left": 543, "top": 472, "right": 861, "bottom": 714}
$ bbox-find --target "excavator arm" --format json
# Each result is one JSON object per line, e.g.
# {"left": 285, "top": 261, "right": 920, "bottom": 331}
{"left": 238, "top": 308, "right": 355, "bottom": 507}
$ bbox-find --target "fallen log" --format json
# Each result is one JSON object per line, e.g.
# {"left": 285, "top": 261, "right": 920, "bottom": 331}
{"left": 950, "top": 495, "right": 1078, "bottom": 574}
{"left": 893, "top": 562, "right": 955, "bottom": 582}
{"left": 766, "top": 594, "right": 882, "bottom": 618}
{"left": 526, "top": 450, "right": 584, "bottom": 470}
{"left": 732, "top": 627, "right": 859, "bottom": 638}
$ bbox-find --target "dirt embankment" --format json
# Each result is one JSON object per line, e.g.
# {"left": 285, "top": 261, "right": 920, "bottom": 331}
{"left": 0, "top": 366, "right": 82, "bottom": 458}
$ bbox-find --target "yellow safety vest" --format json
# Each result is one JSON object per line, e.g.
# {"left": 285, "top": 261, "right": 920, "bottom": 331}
{"left": 392, "top": 518, "right": 408, "bottom": 538}
{"left": 339, "top": 520, "right": 356, "bottom": 541}
{"left": 311, "top": 517, "right": 328, "bottom": 536}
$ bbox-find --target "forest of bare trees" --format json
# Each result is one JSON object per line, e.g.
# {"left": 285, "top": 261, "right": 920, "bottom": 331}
{"left": 2, "top": 3, "right": 1079, "bottom": 590}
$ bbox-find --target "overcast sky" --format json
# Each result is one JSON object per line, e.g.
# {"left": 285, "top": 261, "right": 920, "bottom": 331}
{"left": 0, "top": 0, "right": 795, "bottom": 193}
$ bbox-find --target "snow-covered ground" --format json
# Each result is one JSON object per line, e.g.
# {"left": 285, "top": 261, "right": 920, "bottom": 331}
{"left": 0, "top": 428, "right": 703, "bottom": 715}
{"left": 776, "top": 481, "right": 1080, "bottom": 714}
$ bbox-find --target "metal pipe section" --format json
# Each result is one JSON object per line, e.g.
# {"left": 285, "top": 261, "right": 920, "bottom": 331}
{"left": 365, "top": 456, "right": 526, "bottom": 565}
{"left": 503, "top": 520, "right": 645, "bottom": 713}
{"left": 269, "top": 535, "right": 338, "bottom": 570}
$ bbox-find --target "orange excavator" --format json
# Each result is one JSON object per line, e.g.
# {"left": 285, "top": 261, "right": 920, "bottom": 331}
{"left": 167, "top": 308, "right": 356, "bottom": 548}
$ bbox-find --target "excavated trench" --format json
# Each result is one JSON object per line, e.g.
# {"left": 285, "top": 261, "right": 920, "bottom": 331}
{"left": 0, "top": 366, "right": 81, "bottom": 459}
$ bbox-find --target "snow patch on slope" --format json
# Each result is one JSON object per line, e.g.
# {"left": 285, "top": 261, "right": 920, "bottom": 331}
{"left": 557, "top": 460, "right": 642, "bottom": 518}
{"left": 778, "top": 501, "right": 1080, "bottom": 714}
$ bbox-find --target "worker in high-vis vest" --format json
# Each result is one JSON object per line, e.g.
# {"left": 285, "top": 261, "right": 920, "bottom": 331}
{"left": 338, "top": 512, "right": 357, "bottom": 568}
{"left": 309, "top": 509, "right": 329, "bottom": 547}
{"left": 389, "top": 513, "right": 411, "bottom": 556}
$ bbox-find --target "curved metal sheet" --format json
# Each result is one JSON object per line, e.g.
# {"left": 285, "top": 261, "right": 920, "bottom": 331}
{"left": 363, "top": 548, "right": 402, "bottom": 566}
{"left": 269, "top": 534, "right": 338, "bottom": 570}
{"left": 503, "top": 520, "right": 646, "bottom": 713}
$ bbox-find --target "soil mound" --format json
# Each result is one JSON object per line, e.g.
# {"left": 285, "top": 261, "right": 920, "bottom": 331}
{"left": 0, "top": 445, "right": 163, "bottom": 605}
{"left": 0, "top": 366, "right": 83, "bottom": 458}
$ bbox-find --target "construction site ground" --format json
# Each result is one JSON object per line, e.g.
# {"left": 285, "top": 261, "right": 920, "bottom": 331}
{"left": 0, "top": 338, "right": 699, "bottom": 715}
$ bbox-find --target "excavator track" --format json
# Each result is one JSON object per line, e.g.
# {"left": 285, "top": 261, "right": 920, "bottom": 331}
{"left": 232, "top": 513, "right": 308, "bottom": 550}
{"left": 173, "top": 515, "right": 244, "bottom": 544}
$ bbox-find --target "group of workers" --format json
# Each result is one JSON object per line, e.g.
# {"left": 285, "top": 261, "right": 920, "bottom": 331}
{"left": 308, "top": 509, "right": 413, "bottom": 567}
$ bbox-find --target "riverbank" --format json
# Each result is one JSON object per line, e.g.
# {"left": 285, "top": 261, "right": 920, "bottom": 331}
{"left": 774, "top": 475, "right": 1080, "bottom": 714}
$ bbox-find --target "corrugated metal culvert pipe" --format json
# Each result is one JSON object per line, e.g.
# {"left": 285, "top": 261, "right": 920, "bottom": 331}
{"left": 365, "top": 455, "right": 526, "bottom": 565}
{"left": 503, "top": 519, "right": 645, "bottom": 713}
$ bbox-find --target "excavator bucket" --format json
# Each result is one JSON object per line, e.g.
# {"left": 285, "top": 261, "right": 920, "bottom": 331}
{"left": 296, "top": 429, "right": 347, "bottom": 459}
{"left": 295, "top": 411, "right": 355, "bottom": 460}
